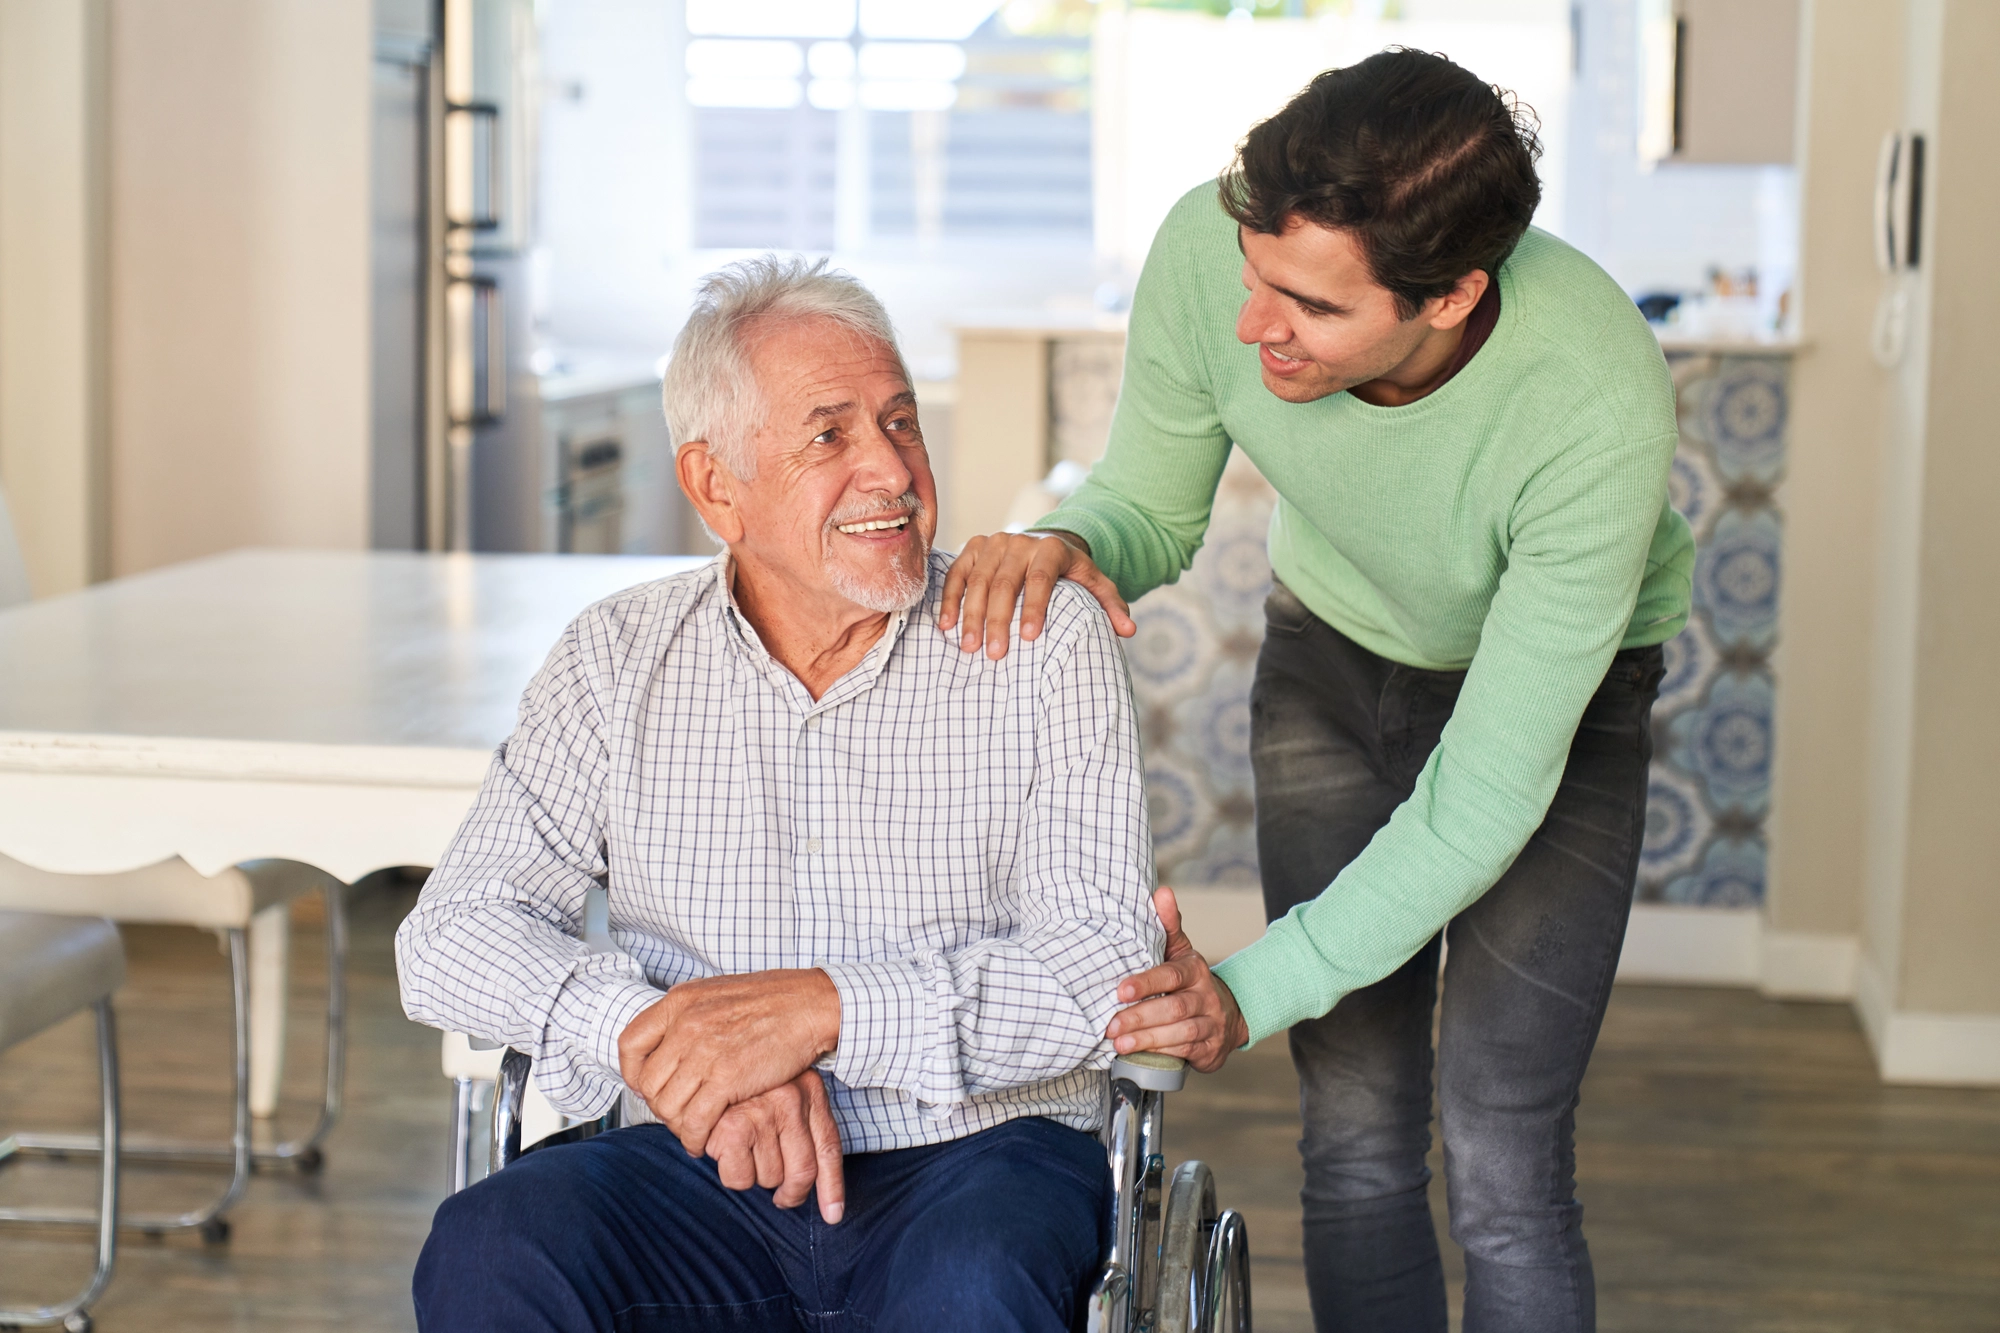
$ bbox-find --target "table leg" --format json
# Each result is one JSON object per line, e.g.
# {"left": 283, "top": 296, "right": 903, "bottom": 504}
{"left": 248, "top": 901, "right": 289, "bottom": 1119}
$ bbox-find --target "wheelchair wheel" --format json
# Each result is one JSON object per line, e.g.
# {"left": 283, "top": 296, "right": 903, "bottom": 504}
{"left": 1155, "top": 1160, "right": 1217, "bottom": 1333}
{"left": 1205, "top": 1209, "right": 1252, "bottom": 1333}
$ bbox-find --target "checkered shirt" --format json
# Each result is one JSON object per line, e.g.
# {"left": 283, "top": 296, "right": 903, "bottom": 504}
{"left": 396, "top": 552, "right": 1161, "bottom": 1153}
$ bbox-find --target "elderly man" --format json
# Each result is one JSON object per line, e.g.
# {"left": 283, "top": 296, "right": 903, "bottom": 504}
{"left": 396, "top": 256, "right": 1160, "bottom": 1332}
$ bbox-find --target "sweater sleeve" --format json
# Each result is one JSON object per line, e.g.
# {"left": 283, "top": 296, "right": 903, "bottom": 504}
{"left": 1213, "top": 421, "right": 1680, "bottom": 1043}
{"left": 1030, "top": 194, "right": 1233, "bottom": 604}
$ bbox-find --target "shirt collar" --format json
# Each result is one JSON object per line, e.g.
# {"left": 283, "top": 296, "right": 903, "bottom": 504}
{"left": 712, "top": 554, "right": 917, "bottom": 708}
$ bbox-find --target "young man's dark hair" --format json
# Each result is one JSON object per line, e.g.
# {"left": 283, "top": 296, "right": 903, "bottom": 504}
{"left": 1220, "top": 47, "right": 1543, "bottom": 319}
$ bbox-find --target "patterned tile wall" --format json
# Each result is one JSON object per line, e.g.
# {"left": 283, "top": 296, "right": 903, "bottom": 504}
{"left": 1638, "top": 353, "right": 1787, "bottom": 906}
{"left": 1052, "top": 338, "right": 1787, "bottom": 903}
{"left": 1125, "top": 451, "right": 1277, "bottom": 888}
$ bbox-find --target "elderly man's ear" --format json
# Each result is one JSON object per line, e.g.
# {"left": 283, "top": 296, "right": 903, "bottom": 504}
{"left": 677, "top": 443, "right": 746, "bottom": 545}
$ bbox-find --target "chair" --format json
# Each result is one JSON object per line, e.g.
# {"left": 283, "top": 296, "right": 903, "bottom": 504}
{"left": 0, "top": 911, "right": 126, "bottom": 1333}
{"left": 478, "top": 1049, "right": 1252, "bottom": 1333}
{"left": 0, "top": 487, "right": 348, "bottom": 1243}
{"left": 0, "top": 857, "right": 346, "bottom": 1243}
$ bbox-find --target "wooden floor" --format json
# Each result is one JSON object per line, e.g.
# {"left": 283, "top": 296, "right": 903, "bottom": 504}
{"left": 3, "top": 881, "right": 1996, "bottom": 1331}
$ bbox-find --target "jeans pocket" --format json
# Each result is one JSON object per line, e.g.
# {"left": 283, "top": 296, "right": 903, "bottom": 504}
{"left": 1264, "top": 580, "right": 1318, "bottom": 636}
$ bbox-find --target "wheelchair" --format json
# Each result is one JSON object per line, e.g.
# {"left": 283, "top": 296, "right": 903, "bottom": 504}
{"left": 480, "top": 1049, "right": 1251, "bottom": 1332}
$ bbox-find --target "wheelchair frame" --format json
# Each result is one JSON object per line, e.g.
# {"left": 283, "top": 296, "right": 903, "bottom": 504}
{"left": 482, "top": 1049, "right": 1250, "bottom": 1331}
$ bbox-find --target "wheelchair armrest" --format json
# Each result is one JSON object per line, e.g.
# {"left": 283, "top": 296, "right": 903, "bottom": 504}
{"left": 488, "top": 1048, "right": 626, "bottom": 1177}
{"left": 491, "top": 1048, "right": 532, "bottom": 1175}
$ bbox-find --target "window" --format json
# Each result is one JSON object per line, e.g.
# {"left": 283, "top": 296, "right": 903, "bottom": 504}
{"left": 683, "top": 0, "right": 1094, "bottom": 252}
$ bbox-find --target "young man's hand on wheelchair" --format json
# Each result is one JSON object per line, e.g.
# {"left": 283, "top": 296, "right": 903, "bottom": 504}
{"left": 1105, "top": 886, "right": 1249, "bottom": 1074}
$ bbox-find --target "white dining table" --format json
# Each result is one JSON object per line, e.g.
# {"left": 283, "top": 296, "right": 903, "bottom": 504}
{"left": 0, "top": 547, "right": 703, "bottom": 1116}
{"left": 0, "top": 548, "right": 703, "bottom": 881}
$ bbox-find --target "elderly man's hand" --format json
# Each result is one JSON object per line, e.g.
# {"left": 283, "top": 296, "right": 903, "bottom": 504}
{"left": 939, "top": 530, "right": 1134, "bottom": 660}
{"left": 619, "top": 968, "right": 841, "bottom": 1159}
{"left": 1105, "top": 887, "right": 1249, "bottom": 1074}
{"left": 705, "top": 1070, "right": 846, "bottom": 1223}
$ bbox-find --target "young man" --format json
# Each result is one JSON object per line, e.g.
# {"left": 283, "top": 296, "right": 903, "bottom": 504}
{"left": 399, "top": 257, "right": 1159, "bottom": 1331}
{"left": 942, "top": 50, "right": 1691, "bottom": 1333}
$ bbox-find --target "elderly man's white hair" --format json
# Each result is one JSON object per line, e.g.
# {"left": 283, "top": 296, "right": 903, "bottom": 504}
{"left": 662, "top": 255, "right": 908, "bottom": 479}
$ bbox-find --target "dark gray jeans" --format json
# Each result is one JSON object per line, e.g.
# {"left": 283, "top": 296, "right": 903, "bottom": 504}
{"left": 1250, "top": 581, "right": 1663, "bottom": 1333}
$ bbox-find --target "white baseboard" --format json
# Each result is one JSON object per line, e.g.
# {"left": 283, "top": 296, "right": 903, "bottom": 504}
{"left": 1854, "top": 956, "right": 2000, "bottom": 1086}
{"left": 1616, "top": 904, "right": 1762, "bottom": 984}
{"left": 1759, "top": 930, "right": 1859, "bottom": 999}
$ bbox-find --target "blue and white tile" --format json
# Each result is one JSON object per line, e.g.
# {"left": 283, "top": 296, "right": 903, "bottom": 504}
{"left": 1169, "top": 660, "right": 1256, "bottom": 791}
{"left": 1669, "top": 444, "right": 1723, "bottom": 544}
{"left": 1192, "top": 525, "right": 1277, "bottom": 635}
{"left": 1700, "top": 359, "right": 1788, "bottom": 485}
{"left": 1655, "top": 611, "right": 1719, "bottom": 720}
{"left": 1125, "top": 598, "right": 1212, "bottom": 698}
{"left": 1174, "top": 822, "right": 1263, "bottom": 890}
{"left": 1639, "top": 764, "right": 1712, "bottom": 890}
{"left": 1662, "top": 835, "right": 1766, "bottom": 908}
{"left": 1693, "top": 508, "right": 1782, "bottom": 651}
{"left": 1146, "top": 762, "right": 1203, "bottom": 867}
{"left": 1668, "top": 670, "right": 1775, "bottom": 817}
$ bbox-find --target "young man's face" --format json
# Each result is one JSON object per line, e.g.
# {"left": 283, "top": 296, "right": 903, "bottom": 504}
{"left": 1234, "top": 218, "right": 1444, "bottom": 404}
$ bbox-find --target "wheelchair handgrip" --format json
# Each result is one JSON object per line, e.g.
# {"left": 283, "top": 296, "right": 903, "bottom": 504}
{"left": 1110, "top": 1050, "right": 1186, "bottom": 1092}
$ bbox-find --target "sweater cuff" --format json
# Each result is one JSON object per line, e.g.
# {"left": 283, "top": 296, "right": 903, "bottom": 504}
{"left": 1028, "top": 508, "right": 1132, "bottom": 592}
{"left": 1213, "top": 924, "right": 1344, "bottom": 1047}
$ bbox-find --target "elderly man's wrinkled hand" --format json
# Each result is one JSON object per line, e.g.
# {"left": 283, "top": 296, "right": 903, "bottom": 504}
{"left": 938, "top": 530, "right": 1134, "bottom": 660}
{"left": 1105, "top": 886, "right": 1249, "bottom": 1074}
{"left": 619, "top": 968, "right": 841, "bottom": 1160}
{"left": 705, "top": 1070, "right": 846, "bottom": 1224}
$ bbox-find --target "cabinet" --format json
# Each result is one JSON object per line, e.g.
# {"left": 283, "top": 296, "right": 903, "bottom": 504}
{"left": 947, "top": 316, "right": 1125, "bottom": 546}
{"left": 1640, "top": 0, "right": 1800, "bottom": 166}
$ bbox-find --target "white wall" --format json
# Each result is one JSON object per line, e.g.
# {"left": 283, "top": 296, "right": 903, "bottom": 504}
{"left": 1768, "top": 0, "right": 2000, "bottom": 1084}
{"left": 0, "top": 0, "right": 108, "bottom": 596}
{"left": 107, "top": 0, "right": 374, "bottom": 576}
{"left": 1763, "top": 0, "right": 1901, "bottom": 995}
{"left": 1563, "top": 0, "right": 1793, "bottom": 300}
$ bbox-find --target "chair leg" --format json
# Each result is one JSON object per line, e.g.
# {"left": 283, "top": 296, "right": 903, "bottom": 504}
{"left": 11, "top": 876, "right": 350, "bottom": 1178}
{"left": 0, "top": 931, "right": 249, "bottom": 1238}
{"left": 82, "top": 998, "right": 121, "bottom": 1310}
{"left": 0, "top": 997, "right": 122, "bottom": 1331}
{"left": 259, "top": 876, "right": 347, "bottom": 1171}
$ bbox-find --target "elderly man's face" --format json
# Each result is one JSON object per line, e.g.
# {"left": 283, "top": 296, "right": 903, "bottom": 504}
{"left": 729, "top": 316, "right": 936, "bottom": 614}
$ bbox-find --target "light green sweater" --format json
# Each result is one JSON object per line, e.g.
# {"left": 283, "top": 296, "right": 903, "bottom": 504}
{"left": 1036, "top": 185, "right": 1693, "bottom": 1044}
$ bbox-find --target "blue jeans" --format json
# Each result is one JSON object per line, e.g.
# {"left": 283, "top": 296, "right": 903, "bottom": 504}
{"left": 413, "top": 1115, "right": 1108, "bottom": 1332}
{"left": 1251, "top": 582, "right": 1663, "bottom": 1333}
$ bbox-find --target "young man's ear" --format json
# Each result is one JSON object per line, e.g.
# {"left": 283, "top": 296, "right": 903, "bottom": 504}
{"left": 1424, "top": 268, "right": 1490, "bottom": 331}
{"left": 677, "top": 443, "right": 746, "bottom": 546}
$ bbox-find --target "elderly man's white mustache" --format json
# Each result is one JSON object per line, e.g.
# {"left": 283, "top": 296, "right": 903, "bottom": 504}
{"left": 825, "top": 492, "right": 925, "bottom": 536}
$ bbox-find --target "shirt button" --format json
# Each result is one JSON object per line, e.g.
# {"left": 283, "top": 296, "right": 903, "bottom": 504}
{"left": 805, "top": 837, "right": 822, "bottom": 854}
{"left": 870, "top": 1063, "right": 887, "bottom": 1080}
{"left": 806, "top": 715, "right": 821, "bottom": 730}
